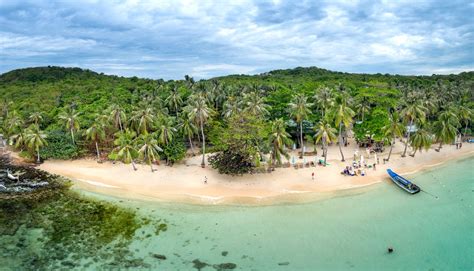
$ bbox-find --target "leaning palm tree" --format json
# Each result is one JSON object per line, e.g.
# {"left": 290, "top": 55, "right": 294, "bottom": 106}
{"left": 129, "top": 107, "right": 154, "bottom": 135}
{"left": 85, "top": 120, "right": 106, "bottom": 161}
{"left": 268, "top": 119, "right": 292, "bottom": 166}
{"left": 187, "top": 93, "right": 213, "bottom": 167}
{"left": 409, "top": 128, "right": 432, "bottom": 157}
{"left": 381, "top": 111, "right": 405, "bottom": 161}
{"left": 400, "top": 101, "right": 426, "bottom": 157}
{"left": 314, "top": 119, "right": 337, "bottom": 166}
{"left": 289, "top": 93, "right": 313, "bottom": 158}
{"left": 157, "top": 116, "right": 177, "bottom": 145}
{"left": 458, "top": 106, "right": 473, "bottom": 137}
{"left": 243, "top": 91, "right": 269, "bottom": 116}
{"left": 28, "top": 112, "right": 43, "bottom": 125}
{"left": 4, "top": 110, "right": 24, "bottom": 136}
{"left": 58, "top": 108, "right": 80, "bottom": 144}
{"left": 113, "top": 129, "right": 138, "bottom": 170}
{"left": 25, "top": 124, "right": 47, "bottom": 163}
{"left": 109, "top": 104, "right": 126, "bottom": 131}
{"left": 137, "top": 133, "right": 162, "bottom": 172}
{"left": 165, "top": 86, "right": 183, "bottom": 117}
{"left": 333, "top": 94, "right": 355, "bottom": 161}
{"left": 222, "top": 96, "right": 241, "bottom": 119}
{"left": 178, "top": 111, "right": 198, "bottom": 155}
{"left": 9, "top": 129, "right": 27, "bottom": 151}
{"left": 434, "top": 109, "right": 460, "bottom": 151}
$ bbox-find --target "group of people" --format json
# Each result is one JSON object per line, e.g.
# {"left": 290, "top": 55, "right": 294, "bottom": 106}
{"left": 341, "top": 160, "right": 378, "bottom": 177}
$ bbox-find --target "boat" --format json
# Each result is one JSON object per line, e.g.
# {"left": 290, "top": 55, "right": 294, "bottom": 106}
{"left": 386, "top": 169, "right": 420, "bottom": 194}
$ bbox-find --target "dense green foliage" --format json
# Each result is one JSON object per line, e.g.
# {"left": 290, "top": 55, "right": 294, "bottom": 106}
{"left": 41, "top": 130, "right": 80, "bottom": 159}
{"left": 1, "top": 66, "right": 473, "bottom": 172}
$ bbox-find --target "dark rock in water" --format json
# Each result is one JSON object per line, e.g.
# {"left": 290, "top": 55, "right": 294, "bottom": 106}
{"left": 278, "top": 262, "right": 290, "bottom": 266}
{"left": 213, "top": 263, "right": 237, "bottom": 270}
{"left": 192, "top": 259, "right": 209, "bottom": 270}
{"left": 152, "top": 253, "right": 167, "bottom": 260}
{"left": 221, "top": 251, "right": 228, "bottom": 256}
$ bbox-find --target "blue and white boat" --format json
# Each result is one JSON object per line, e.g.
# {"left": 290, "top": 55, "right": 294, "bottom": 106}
{"left": 387, "top": 169, "right": 420, "bottom": 194}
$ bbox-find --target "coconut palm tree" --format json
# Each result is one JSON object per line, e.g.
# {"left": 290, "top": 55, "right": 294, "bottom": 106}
{"left": 314, "top": 87, "right": 333, "bottom": 117}
{"left": 223, "top": 96, "right": 241, "bottom": 119}
{"left": 157, "top": 116, "right": 177, "bottom": 145}
{"left": 58, "top": 108, "right": 80, "bottom": 144}
{"left": 333, "top": 94, "right": 355, "bottom": 161}
{"left": 269, "top": 118, "right": 292, "bottom": 166}
{"left": 109, "top": 104, "right": 126, "bottom": 131}
{"left": 9, "top": 129, "right": 27, "bottom": 151}
{"left": 243, "top": 92, "right": 269, "bottom": 116}
{"left": 165, "top": 85, "right": 183, "bottom": 117}
{"left": 137, "top": 133, "right": 162, "bottom": 172}
{"left": 314, "top": 119, "right": 337, "bottom": 166}
{"left": 113, "top": 129, "right": 138, "bottom": 171}
{"left": 129, "top": 107, "right": 154, "bottom": 135}
{"left": 400, "top": 101, "right": 426, "bottom": 157}
{"left": 458, "top": 106, "right": 473, "bottom": 137}
{"left": 434, "top": 109, "right": 460, "bottom": 151}
{"left": 4, "top": 111, "right": 23, "bottom": 137}
{"left": 382, "top": 111, "right": 405, "bottom": 161}
{"left": 409, "top": 128, "right": 432, "bottom": 157}
{"left": 178, "top": 111, "right": 197, "bottom": 155}
{"left": 85, "top": 120, "right": 106, "bottom": 161}
{"left": 28, "top": 112, "right": 43, "bottom": 125}
{"left": 25, "top": 124, "right": 47, "bottom": 163}
{"left": 187, "top": 93, "right": 213, "bottom": 167}
{"left": 355, "top": 97, "right": 370, "bottom": 122}
{"left": 289, "top": 93, "right": 313, "bottom": 158}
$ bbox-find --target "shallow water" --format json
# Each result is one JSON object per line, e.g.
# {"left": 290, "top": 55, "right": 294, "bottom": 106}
{"left": 2, "top": 157, "right": 473, "bottom": 270}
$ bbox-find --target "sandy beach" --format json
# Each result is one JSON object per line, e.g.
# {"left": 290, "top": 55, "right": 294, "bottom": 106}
{"left": 37, "top": 140, "right": 474, "bottom": 205}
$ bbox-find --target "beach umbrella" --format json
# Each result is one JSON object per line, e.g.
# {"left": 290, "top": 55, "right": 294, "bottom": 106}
{"left": 292, "top": 156, "right": 295, "bottom": 165}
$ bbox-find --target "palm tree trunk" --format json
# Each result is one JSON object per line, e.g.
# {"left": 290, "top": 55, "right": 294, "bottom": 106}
{"left": 119, "top": 119, "right": 123, "bottom": 132}
{"left": 37, "top": 149, "right": 40, "bottom": 164}
{"left": 95, "top": 141, "right": 100, "bottom": 161}
{"left": 132, "top": 160, "right": 137, "bottom": 171}
{"left": 200, "top": 116, "right": 206, "bottom": 168}
{"left": 402, "top": 119, "right": 413, "bottom": 157}
{"left": 437, "top": 142, "right": 442, "bottom": 151}
{"left": 411, "top": 149, "right": 417, "bottom": 157}
{"left": 338, "top": 123, "right": 345, "bottom": 162}
{"left": 464, "top": 122, "right": 468, "bottom": 138}
{"left": 150, "top": 162, "right": 154, "bottom": 172}
{"left": 387, "top": 138, "right": 394, "bottom": 161}
{"left": 70, "top": 128, "right": 75, "bottom": 145}
{"left": 323, "top": 144, "right": 328, "bottom": 166}
{"left": 188, "top": 134, "right": 195, "bottom": 155}
{"left": 299, "top": 121, "right": 304, "bottom": 158}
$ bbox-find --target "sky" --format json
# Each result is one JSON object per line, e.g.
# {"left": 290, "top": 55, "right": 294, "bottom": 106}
{"left": 0, "top": 0, "right": 473, "bottom": 79}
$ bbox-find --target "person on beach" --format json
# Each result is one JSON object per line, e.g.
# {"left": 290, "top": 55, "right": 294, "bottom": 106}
{"left": 312, "top": 172, "right": 315, "bottom": 180}
{"left": 373, "top": 163, "right": 376, "bottom": 170}
{"left": 204, "top": 176, "right": 208, "bottom": 184}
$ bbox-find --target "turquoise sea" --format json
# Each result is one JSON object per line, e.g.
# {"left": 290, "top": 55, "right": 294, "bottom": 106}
{"left": 1, "top": 157, "right": 473, "bottom": 270}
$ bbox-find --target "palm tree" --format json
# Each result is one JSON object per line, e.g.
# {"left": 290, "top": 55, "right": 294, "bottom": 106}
{"left": 85, "top": 120, "right": 106, "bottom": 161}
{"left": 28, "top": 112, "right": 43, "bottom": 125}
{"left": 333, "top": 94, "right": 355, "bottom": 161}
{"left": 187, "top": 93, "right": 213, "bottom": 167}
{"left": 129, "top": 107, "right": 154, "bottom": 135}
{"left": 243, "top": 92, "right": 269, "bottom": 116}
{"left": 289, "top": 93, "right": 313, "bottom": 158}
{"left": 223, "top": 96, "right": 241, "bottom": 119}
{"left": 178, "top": 111, "right": 197, "bottom": 155}
{"left": 58, "top": 108, "right": 80, "bottom": 144}
{"left": 109, "top": 104, "right": 126, "bottom": 131}
{"left": 25, "top": 124, "right": 47, "bottom": 163}
{"left": 314, "top": 87, "right": 333, "bottom": 117}
{"left": 113, "top": 129, "right": 138, "bottom": 170}
{"left": 314, "top": 119, "right": 337, "bottom": 166}
{"left": 458, "top": 106, "right": 473, "bottom": 138}
{"left": 165, "top": 86, "right": 183, "bottom": 117}
{"left": 137, "top": 133, "right": 162, "bottom": 172}
{"left": 382, "top": 111, "right": 405, "bottom": 161}
{"left": 157, "top": 116, "right": 177, "bottom": 145}
{"left": 400, "top": 101, "right": 426, "bottom": 157}
{"left": 4, "top": 111, "right": 23, "bottom": 136}
{"left": 409, "top": 128, "right": 432, "bottom": 157}
{"left": 269, "top": 119, "right": 292, "bottom": 166}
{"left": 9, "top": 129, "right": 27, "bottom": 151}
{"left": 355, "top": 98, "right": 370, "bottom": 122}
{"left": 434, "top": 109, "right": 460, "bottom": 151}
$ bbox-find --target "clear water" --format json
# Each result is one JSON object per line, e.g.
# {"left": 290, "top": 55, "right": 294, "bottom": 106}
{"left": 82, "top": 157, "right": 474, "bottom": 270}
{"left": 2, "top": 157, "right": 473, "bottom": 270}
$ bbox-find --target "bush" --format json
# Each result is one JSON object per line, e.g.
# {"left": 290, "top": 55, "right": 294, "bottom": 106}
{"left": 42, "top": 130, "right": 80, "bottom": 160}
{"left": 160, "top": 140, "right": 186, "bottom": 164}
{"left": 208, "top": 151, "right": 254, "bottom": 175}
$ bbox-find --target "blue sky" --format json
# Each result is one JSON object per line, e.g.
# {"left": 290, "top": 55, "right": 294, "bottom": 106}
{"left": 1, "top": 0, "right": 473, "bottom": 79}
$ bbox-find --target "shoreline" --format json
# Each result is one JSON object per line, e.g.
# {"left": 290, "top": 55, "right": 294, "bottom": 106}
{"left": 36, "top": 141, "right": 474, "bottom": 206}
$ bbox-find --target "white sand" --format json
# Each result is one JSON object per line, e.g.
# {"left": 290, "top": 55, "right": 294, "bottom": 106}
{"left": 38, "top": 140, "right": 474, "bottom": 205}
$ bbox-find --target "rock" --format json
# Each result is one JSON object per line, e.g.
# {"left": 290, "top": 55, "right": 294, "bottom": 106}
{"left": 221, "top": 251, "right": 228, "bottom": 256}
{"left": 192, "top": 259, "right": 209, "bottom": 270}
{"left": 152, "top": 253, "right": 167, "bottom": 260}
{"left": 278, "top": 262, "right": 290, "bottom": 266}
{"left": 213, "top": 263, "right": 237, "bottom": 270}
